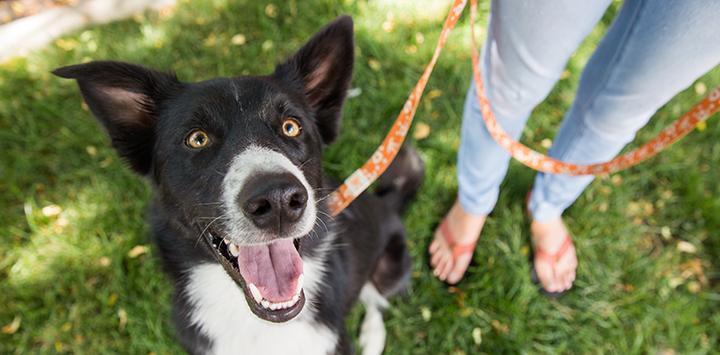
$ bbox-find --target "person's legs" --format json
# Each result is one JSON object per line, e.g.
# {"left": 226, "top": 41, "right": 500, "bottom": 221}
{"left": 431, "top": 0, "right": 612, "bottom": 283}
{"left": 529, "top": 0, "right": 720, "bottom": 291}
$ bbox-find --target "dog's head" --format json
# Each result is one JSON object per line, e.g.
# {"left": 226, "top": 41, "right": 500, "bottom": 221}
{"left": 54, "top": 16, "right": 354, "bottom": 323}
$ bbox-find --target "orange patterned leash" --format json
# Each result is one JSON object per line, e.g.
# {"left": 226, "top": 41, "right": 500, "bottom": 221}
{"left": 467, "top": 0, "right": 720, "bottom": 176}
{"left": 328, "top": 0, "right": 720, "bottom": 216}
{"left": 326, "top": 0, "right": 469, "bottom": 216}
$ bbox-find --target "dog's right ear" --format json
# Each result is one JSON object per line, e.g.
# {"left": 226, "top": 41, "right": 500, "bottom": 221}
{"left": 53, "top": 61, "right": 181, "bottom": 175}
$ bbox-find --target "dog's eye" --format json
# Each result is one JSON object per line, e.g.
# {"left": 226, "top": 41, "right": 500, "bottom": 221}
{"left": 281, "top": 118, "right": 302, "bottom": 138}
{"left": 186, "top": 129, "right": 210, "bottom": 149}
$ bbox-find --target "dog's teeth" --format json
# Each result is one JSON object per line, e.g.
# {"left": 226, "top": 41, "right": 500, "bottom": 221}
{"left": 229, "top": 243, "right": 240, "bottom": 257}
{"left": 295, "top": 274, "right": 304, "bottom": 295}
{"left": 291, "top": 293, "right": 299, "bottom": 304}
{"left": 248, "top": 283, "right": 263, "bottom": 303}
{"left": 261, "top": 299, "right": 270, "bottom": 309}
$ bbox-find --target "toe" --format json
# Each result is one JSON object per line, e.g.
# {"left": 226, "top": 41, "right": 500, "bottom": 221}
{"left": 430, "top": 248, "right": 443, "bottom": 267}
{"left": 429, "top": 239, "right": 439, "bottom": 254}
{"left": 446, "top": 253, "right": 473, "bottom": 284}
{"left": 438, "top": 256, "right": 454, "bottom": 281}
{"left": 433, "top": 253, "right": 448, "bottom": 278}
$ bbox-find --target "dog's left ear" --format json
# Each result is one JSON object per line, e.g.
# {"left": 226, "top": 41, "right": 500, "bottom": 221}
{"left": 274, "top": 16, "right": 354, "bottom": 144}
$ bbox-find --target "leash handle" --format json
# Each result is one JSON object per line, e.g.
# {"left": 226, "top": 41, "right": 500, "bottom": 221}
{"left": 327, "top": 0, "right": 720, "bottom": 216}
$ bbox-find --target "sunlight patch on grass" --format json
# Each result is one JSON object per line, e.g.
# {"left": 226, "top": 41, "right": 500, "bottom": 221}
{"left": 6, "top": 184, "right": 133, "bottom": 286}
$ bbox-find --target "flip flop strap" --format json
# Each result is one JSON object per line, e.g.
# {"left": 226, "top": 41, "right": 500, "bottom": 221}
{"left": 440, "top": 219, "right": 477, "bottom": 258}
{"left": 535, "top": 234, "right": 573, "bottom": 265}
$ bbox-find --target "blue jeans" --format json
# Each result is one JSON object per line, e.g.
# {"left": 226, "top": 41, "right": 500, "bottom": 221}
{"left": 458, "top": 0, "right": 720, "bottom": 221}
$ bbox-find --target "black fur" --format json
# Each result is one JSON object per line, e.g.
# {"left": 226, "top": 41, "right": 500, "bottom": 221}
{"left": 55, "top": 16, "right": 424, "bottom": 354}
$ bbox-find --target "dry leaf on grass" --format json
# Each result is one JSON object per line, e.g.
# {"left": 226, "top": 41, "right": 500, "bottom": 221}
{"left": 42, "top": 204, "right": 62, "bottom": 217}
{"left": 472, "top": 327, "right": 482, "bottom": 345}
{"left": 677, "top": 241, "right": 697, "bottom": 254}
{"left": 413, "top": 123, "right": 431, "bottom": 140}
{"left": 1, "top": 316, "right": 21, "bottom": 334}
{"left": 128, "top": 245, "right": 149, "bottom": 258}
{"left": 421, "top": 307, "right": 431, "bottom": 322}
{"left": 118, "top": 309, "right": 128, "bottom": 331}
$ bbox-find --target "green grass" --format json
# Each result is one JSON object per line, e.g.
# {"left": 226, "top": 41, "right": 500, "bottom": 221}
{"left": 1, "top": 0, "right": 719, "bottom": 353}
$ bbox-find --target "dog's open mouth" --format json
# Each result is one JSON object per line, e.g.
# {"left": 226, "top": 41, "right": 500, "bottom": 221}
{"left": 204, "top": 231, "right": 306, "bottom": 323}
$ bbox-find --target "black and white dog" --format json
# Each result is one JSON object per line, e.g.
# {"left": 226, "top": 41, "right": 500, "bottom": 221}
{"left": 54, "top": 16, "right": 424, "bottom": 354}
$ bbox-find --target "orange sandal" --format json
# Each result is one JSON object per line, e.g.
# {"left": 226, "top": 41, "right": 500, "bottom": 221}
{"left": 530, "top": 233, "right": 574, "bottom": 297}
{"left": 435, "top": 218, "right": 478, "bottom": 284}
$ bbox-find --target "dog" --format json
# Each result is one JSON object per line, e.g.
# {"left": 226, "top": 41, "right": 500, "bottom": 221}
{"left": 54, "top": 16, "right": 424, "bottom": 355}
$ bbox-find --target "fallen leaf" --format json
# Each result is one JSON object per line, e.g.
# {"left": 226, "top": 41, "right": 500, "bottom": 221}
{"left": 598, "top": 202, "right": 608, "bottom": 212}
{"left": 660, "top": 226, "right": 672, "bottom": 239}
{"left": 127, "top": 245, "right": 149, "bottom": 258}
{"left": 413, "top": 123, "right": 431, "bottom": 140}
{"left": 42, "top": 204, "right": 62, "bottom": 217}
{"left": 382, "top": 19, "right": 395, "bottom": 33}
{"left": 231, "top": 34, "right": 247, "bottom": 46}
{"left": 99, "top": 256, "right": 111, "bottom": 267}
{"left": 472, "top": 327, "right": 482, "bottom": 345}
{"left": 421, "top": 307, "right": 431, "bottom": 321}
{"left": 696, "top": 121, "right": 707, "bottom": 132}
{"left": 1, "top": 316, "right": 21, "bottom": 334}
{"left": 264, "top": 4, "right": 278, "bottom": 18}
{"left": 694, "top": 82, "right": 707, "bottom": 95}
{"left": 347, "top": 87, "right": 362, "bottom": 98}
{"left": 668, "top": 277, "right": 683, "bottom": 289}
{"left": 203, "top": 34, "right": 217, "bottom": 47}
{"left": 118, "top": 309, "right": 128, "bottom": 331}
{"left": 427, "top": 89, "right": 443, "bottom": 100}
{"left": 404, "top": 45, "right": 418, "bottom": 54}
{"left": 86, "top": 146, "right": 97, "bottom": 156}
{"left": 108, "top": 293, "right": 118, "bottom": 306}
{"left": 415, "top": 32, "right": 425, "bottom": 44}
{"left": 262, "top": 40, "right": 274, "bottom": 51}
{"left": 677, "top": 241, "right": 697, "bottom": 254}
{"left": 368, "top": 59, "right": 381, "bottom": 71}
{"left": 55, "top": 38, "right": 78, "bottom": 51}
{"left": 687, "top": 281, "right": 701, "bottom": 294}
{"left": 541, "top": 138, "right": 552, "bottom": 149}
{"left": 491, "top": 319, "right": 509, "bottom": 334}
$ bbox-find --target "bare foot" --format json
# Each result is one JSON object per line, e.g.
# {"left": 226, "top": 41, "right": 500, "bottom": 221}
{"left": 530, "top": 217, "right": 577, "bottom": 293}
{"left": 429, "top": 200, "right": 486, "bottom": 284}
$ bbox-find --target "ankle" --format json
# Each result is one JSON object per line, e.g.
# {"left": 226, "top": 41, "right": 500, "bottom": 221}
{"left": 530, "top": 217, "right": 568, "bottom": 245}
{"left": 446, "top": 200, "right": 487, "bottom": 242}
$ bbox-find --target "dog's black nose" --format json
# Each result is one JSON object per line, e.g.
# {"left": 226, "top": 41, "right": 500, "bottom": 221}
{"left": 238, "top": 173, "right": 308, "bottom": 231}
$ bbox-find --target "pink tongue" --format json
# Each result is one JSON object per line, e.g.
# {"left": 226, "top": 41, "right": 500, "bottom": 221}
{"left": 237, "top": 239, "right": 303, "bottom": 303}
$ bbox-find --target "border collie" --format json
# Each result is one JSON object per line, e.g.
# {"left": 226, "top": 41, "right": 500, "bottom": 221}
{"left": 54, "top": 16, "right": 424, "bottom": 355}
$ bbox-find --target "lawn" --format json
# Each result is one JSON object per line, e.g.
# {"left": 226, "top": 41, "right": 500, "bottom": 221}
{"left": 1, "top": 0, "right": 719, "bottom": 353}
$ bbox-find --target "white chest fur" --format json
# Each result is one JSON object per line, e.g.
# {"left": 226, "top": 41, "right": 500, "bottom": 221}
{"left": 184, "top": 260, "right": 337, "bottom": 355}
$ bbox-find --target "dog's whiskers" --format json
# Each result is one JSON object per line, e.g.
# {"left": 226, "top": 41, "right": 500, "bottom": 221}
{"left": 194, "top": 215, "right": 225, "bottom": 248}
